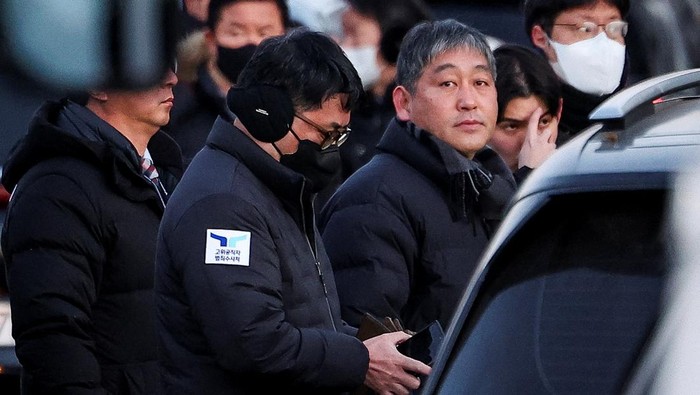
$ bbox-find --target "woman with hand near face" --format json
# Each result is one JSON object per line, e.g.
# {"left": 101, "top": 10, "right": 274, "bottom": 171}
{"left": 489, "top": 44, "right": 562, "bottom": 184}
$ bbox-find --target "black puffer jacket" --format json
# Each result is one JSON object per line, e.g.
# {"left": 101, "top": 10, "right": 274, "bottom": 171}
{"left": 319, "top": 119, "right": 516, "bottom": 331}
{"left": 1, "top": 99, "right": 183, "bottom": 394}
{"left": 156, "top": 118, "right": 368, "bottom": 394}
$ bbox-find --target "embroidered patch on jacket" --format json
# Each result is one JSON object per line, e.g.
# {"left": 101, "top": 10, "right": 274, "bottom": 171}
{"left": 205, "top": 229, "right": 251, "bottom": 266}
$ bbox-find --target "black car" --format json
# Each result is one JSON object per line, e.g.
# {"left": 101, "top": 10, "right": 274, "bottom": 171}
{"left": 419, "top": 68, "right": 700, "bottom": 394}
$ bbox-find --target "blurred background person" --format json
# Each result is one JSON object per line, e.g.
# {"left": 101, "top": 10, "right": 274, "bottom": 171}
{"left": 179, "top": 0, "right": 210, "bottom": 38}
{"left": 489, "top": 44, "right": 560, "bottom": 184}
{"left": 312, "top": 0, "right": 433, "bottom": 213}
{"left": 174, "top": 0, "right": 211, "bottom": 84}
{"left": 166, "top": 0, "right": 288, "bottom": 167}
{"left": 523, "top": 0, "right": 629, "bottom": 144}
{"left": 335, "top": 0, "right": 433, "bottom": 179}
{"left": 2, "top": 67, "right": 182, "bottom": 394}
{"left": 286, "top": 0, "right": 347, "bottom": 40}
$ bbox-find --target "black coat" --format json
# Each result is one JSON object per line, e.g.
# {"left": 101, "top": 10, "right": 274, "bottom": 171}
{"left": 319, "top": 119, "right": 516, "bottom": 331}
{"left": 1, "top": 100, "right": 183, "bottom": 394}
{"left": 155, "top": 118, "right": 368, "bottom": 394}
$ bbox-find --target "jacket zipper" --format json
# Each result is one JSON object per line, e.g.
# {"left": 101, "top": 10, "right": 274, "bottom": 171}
{"left": 299, "top": 182, "right": 337, "bottom": 331}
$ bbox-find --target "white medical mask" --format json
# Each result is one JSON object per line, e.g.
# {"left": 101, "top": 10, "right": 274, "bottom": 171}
{"left": 342, "top": 45, "right": 381, "bottom": 91}
{"left": 549, "top": 32, "right": 626, "bottom": 96}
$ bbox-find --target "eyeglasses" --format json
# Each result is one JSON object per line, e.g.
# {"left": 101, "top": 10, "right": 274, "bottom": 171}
{"left": 553, "top": 20, "right": 628, "bottom": 41}
{"left": 294, "top": 113, "right": 351, "bottom": 150}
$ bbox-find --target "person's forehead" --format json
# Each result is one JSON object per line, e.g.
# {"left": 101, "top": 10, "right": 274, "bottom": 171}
{"left": 424, "top": 47, "right": 491, "bottom": 75}
{"left": 503, "top": 96, "right": 547, "bottom": 119}
{"left": 216, "top": 1, "right": 284, "bottom": 28}
{"left": 342, "top": 6, "right": 377, "bottom": 25}
{"left": 321, "top": 94, "right": 351, "bottom": 116}
{"left": 305, "top": 96, "right": 351, "bottom": 126}
{"left": 555, "top": 1, "right": 622, "bottom": 22}
{"left": 341, "top": 6, "right": 381, "bottom": 42}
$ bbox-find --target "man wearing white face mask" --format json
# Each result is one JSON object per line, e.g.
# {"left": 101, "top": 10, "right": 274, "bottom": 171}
{"left": 524, "top": 0, "right": 630, "bottom": 144}
{"left": 339, "top": 0, "right": 433, "bottom": 96}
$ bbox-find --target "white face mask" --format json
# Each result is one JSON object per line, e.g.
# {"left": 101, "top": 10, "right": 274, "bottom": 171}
{"left": 549, "top": 32, "right": 626, "bottom": 96}
{"left": 342, "top": 45, "right": 381, "bottom": 91}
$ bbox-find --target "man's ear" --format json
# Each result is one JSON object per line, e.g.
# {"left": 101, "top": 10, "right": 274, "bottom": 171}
{"left": 530, "top": 25, "right": 548, "bottom": 50}
{"left": 392, "top": 85, "right": 412, "bottom": 121}
{"left": 531, "top": 25, "right": 557, "bottom": 62}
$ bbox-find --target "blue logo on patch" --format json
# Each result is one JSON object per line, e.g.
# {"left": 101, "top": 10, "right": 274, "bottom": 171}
{"left": 210, "top": 233, "right": 248, "bottom": 247}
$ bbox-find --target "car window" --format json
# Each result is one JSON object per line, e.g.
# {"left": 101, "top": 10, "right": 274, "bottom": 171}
{"left": 434, "top": 190, "right": 667, "bottom": 394}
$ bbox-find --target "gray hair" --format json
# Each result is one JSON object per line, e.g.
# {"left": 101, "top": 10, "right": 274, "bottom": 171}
{"left": 396, "top": 19, "right": 497, "bottom": 94}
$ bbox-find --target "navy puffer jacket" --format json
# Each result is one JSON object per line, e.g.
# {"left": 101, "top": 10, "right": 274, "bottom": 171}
{"left": 156, "top": 118, "right": 369, "bottom": 394}
{"left": 319, "top": 118, "right": 516, "bottom": 331}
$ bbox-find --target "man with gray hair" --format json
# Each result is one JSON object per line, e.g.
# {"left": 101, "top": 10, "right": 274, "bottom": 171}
{"left": 319, "top": 19, "right": 517, "bottom": 332}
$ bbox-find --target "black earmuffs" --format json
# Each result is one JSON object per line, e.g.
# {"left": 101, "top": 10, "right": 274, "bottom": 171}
{"left": 226, "top": 84, "right": 295, "bottom": 143}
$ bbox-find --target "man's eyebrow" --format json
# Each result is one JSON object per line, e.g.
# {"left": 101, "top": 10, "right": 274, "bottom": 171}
{"left": 433, "top": 63, "right": 457, "bottom": 74}
{"left": 433, "top": 63, "right": 493, "bottom": 75}
{"left": 568, "top": 10, "right": 622, "bottom": 22}
{"left": 500, "top": 112, "right": 553, "bottom": 124}
{"left": 475, "top": 64, "right": 491, "bottom": 73}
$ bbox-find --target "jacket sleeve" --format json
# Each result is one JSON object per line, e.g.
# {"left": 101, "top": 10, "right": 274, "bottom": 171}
{"left": 3, "top": 174, "right": 108, "bottom": 394}
{"left": 162, "top": 194, "right": 368, "bottom": 390}
{"left": 320, "top": 200, "right": 418, "bottom": 328}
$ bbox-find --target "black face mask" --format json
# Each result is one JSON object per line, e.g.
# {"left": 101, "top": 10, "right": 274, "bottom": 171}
{"left": 279, "top": 139, "right": 342, "bottom": 193}
{"left": 216, "top": 43, "right": 257, "bottom": 84}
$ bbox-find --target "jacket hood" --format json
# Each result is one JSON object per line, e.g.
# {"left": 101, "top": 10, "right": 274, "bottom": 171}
{"left": 377, "top": 119, "right": 447, "bottom": 184}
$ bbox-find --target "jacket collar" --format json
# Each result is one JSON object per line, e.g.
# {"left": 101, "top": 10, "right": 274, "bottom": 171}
{"left": 376, "top": 118, "right": 516, "bottom": 225}
{"left": 377, "top": 118, "right": 450, "bottom": 186}
{"left": 2, "top": 99, "right": 182, "bottom": 210}
{"left": 205, "top": 116, "right": 309, "bottom": 206}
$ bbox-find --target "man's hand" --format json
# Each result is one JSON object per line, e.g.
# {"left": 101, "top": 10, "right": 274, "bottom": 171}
{"left": 518, "top": 106, "right": 557, "bottom": 170}
{"left": 363, "top": 331, "right": 432, "bottom": 395}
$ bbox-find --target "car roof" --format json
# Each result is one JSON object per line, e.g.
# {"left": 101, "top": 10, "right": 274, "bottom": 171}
{"left": 515, "top": 68, "right": 700, "bottom": 199}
